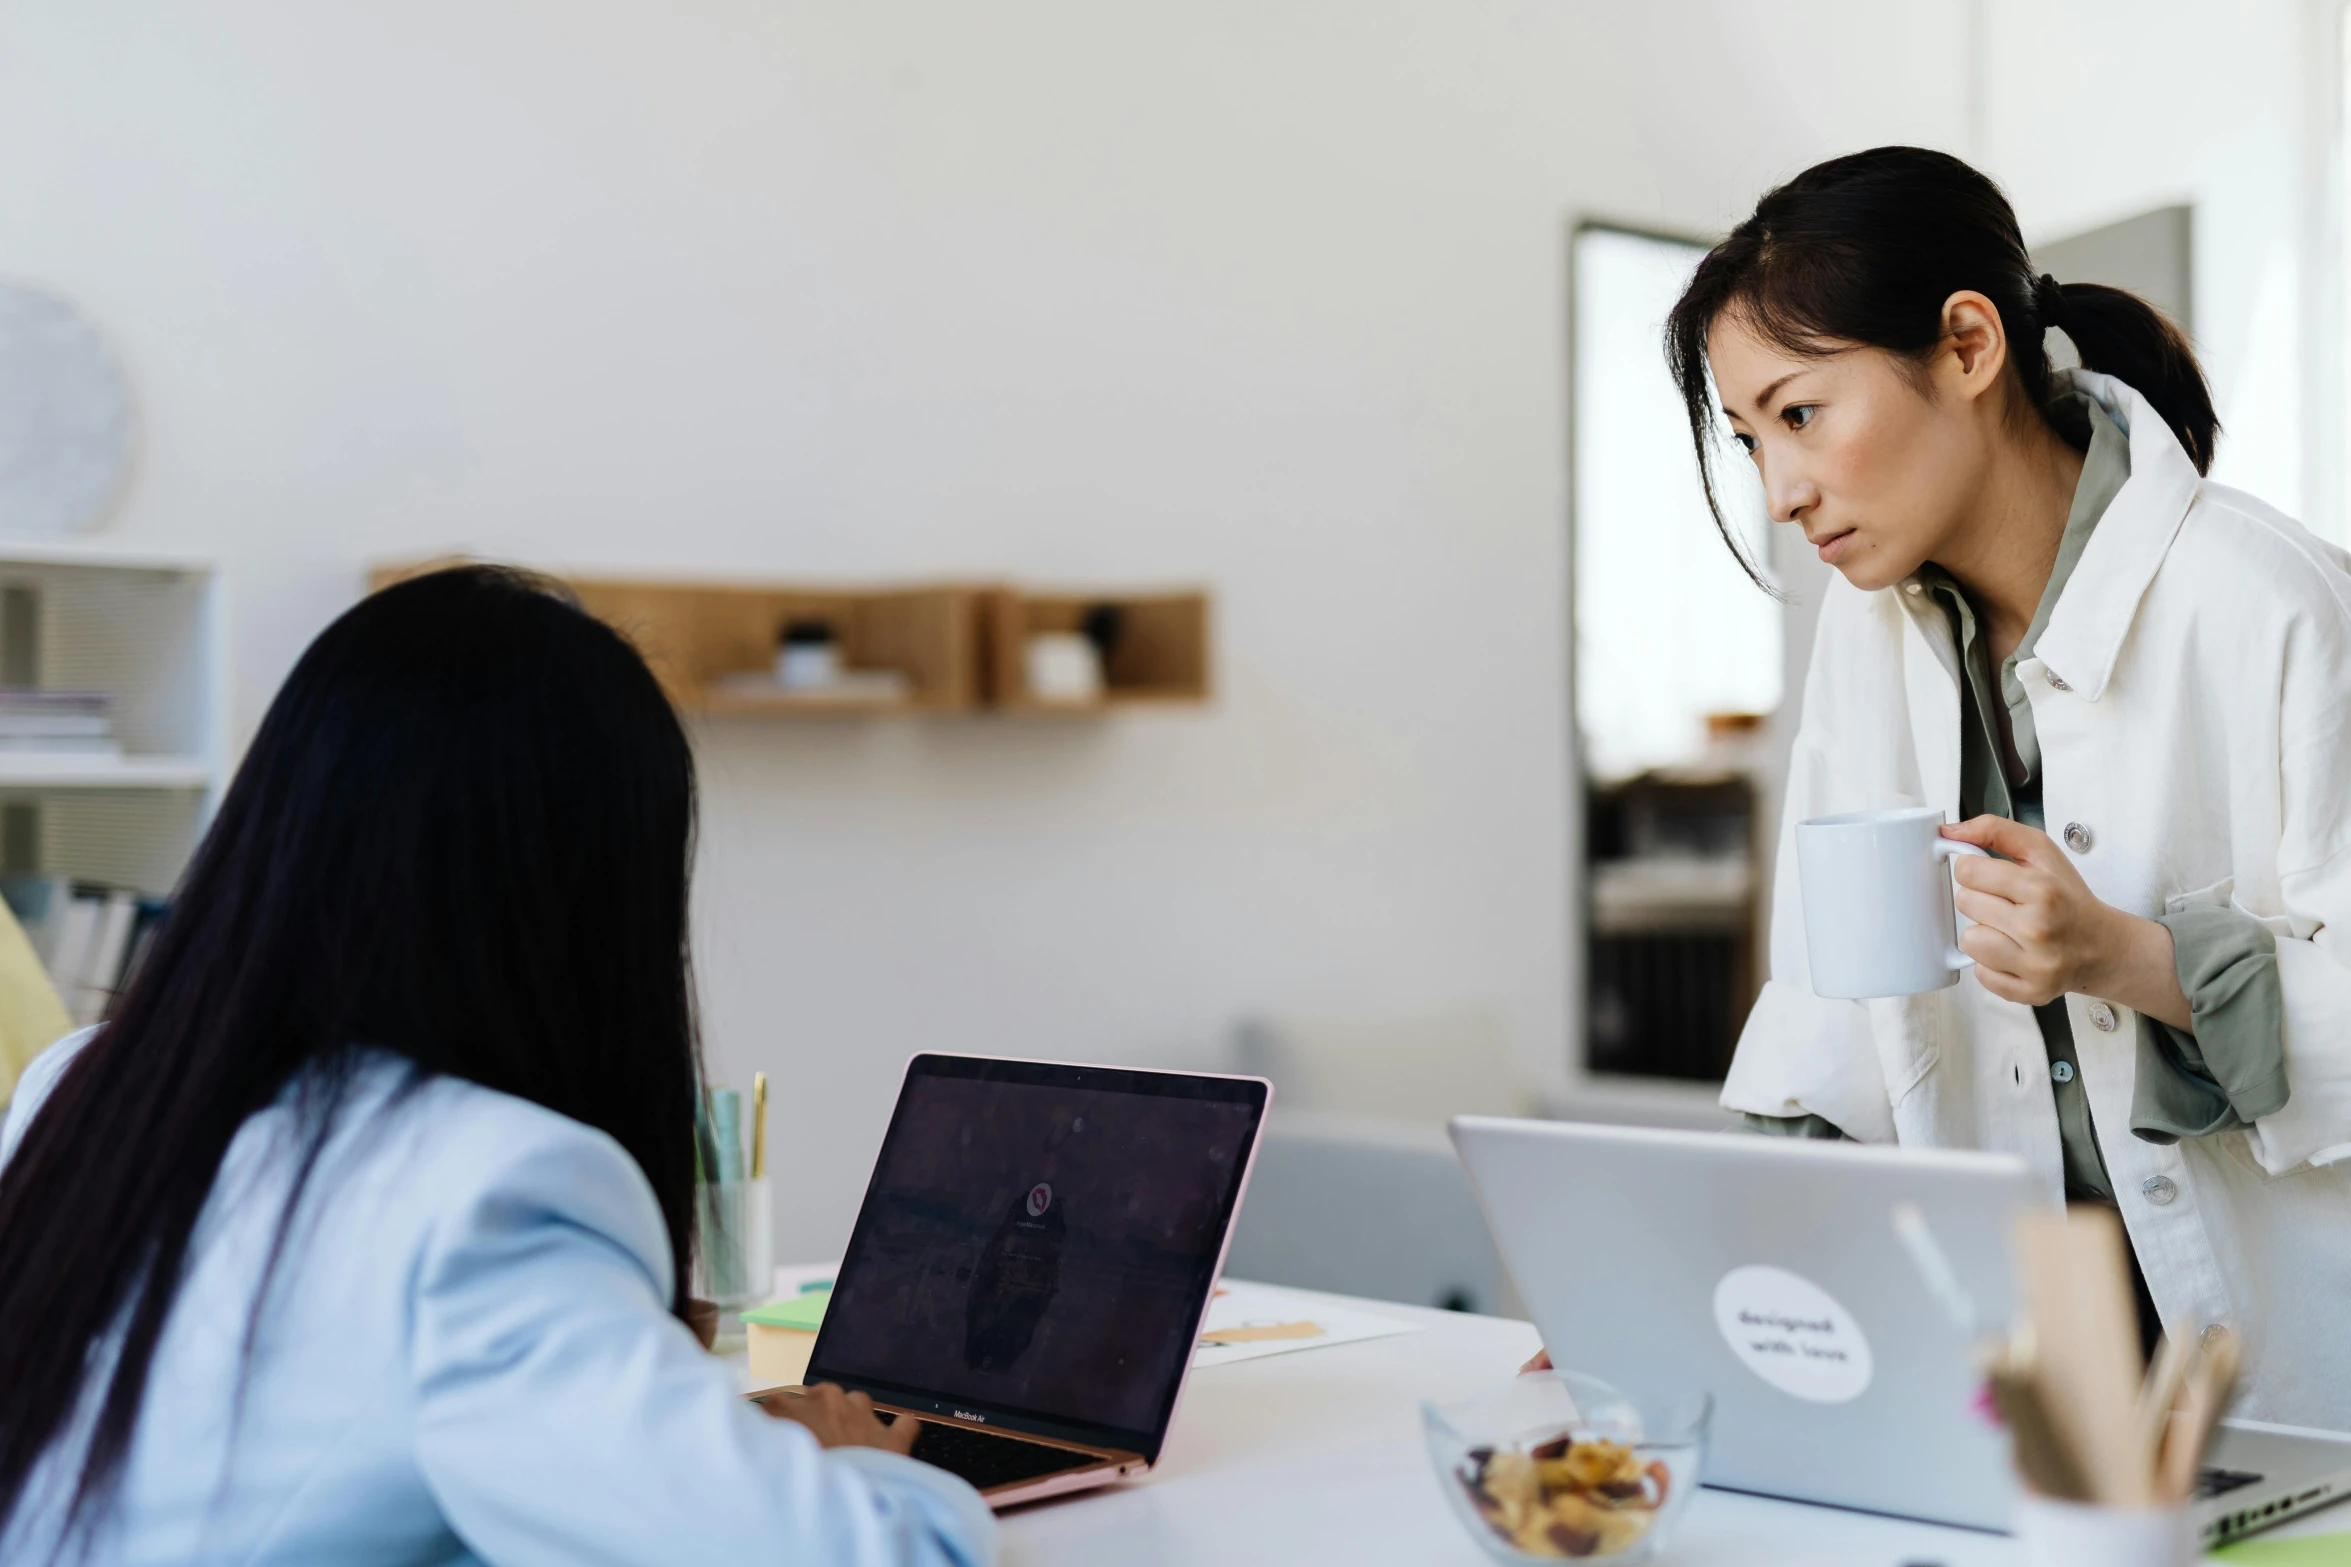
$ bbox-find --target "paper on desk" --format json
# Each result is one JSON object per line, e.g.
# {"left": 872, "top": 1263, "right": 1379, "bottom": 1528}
{"left": 1191, "top": 1282, "right": 1420, "bottom": 1369}
{"left": 2213, "top": 1530, "right": 2351, "bottom": 1565}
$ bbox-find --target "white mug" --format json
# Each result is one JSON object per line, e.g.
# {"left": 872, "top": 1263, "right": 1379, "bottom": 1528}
{"left": 1795, "top": 807, "right": 1989, "bottom": 999}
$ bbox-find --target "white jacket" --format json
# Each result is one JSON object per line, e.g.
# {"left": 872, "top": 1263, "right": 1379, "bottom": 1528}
{"left": 1721, "top": 371, "right": 2351, "bottom": 1430}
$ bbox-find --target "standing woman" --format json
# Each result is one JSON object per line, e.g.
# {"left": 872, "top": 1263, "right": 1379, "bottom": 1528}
{"left": 0, "top": 567, "right": 993, "bottom": 1565}
{"left": 1680, "top": 148, "right": 2351, "bottom": 1427}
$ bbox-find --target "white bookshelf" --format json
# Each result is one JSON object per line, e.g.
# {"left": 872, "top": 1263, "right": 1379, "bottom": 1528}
{"left": 0, "top": 543, "right": 227, "bottom": 896}
{"left": 0, "top": 756, "right": 215, "bottom": 789}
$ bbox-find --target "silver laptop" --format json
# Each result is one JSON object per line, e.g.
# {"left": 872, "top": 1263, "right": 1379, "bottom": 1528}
{"left": 1451, "top": 1116, "right": 2351, "bottom": 1543}
{"left": 765, "top": 1053, "right": 1270, "bottom": 1508}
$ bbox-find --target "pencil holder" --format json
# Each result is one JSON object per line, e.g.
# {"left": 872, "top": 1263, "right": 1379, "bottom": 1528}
{"left": 693, "top": 1175, "right": 773, "bottom": 1312}
{"left": 2014, "top": 1494, "right": 2193, "bottom": 1567}
{"left": 744, "top": 1176, "right": 774, "bottom": 1302}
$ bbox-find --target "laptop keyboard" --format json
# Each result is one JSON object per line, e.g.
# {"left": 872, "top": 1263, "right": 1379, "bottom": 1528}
{"left": 906, "top": 1421, "right": 1104, "bottom": 1491}
{"left": 2198, "top": 1466, "right": 2263, "bottom": 1499}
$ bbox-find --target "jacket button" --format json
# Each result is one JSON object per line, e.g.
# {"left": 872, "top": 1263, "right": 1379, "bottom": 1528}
{"left": 2047, "top": 673, "right": 2071, "bottom": 693}
{"left": 2088, "top": 1002, "right": 2117, "bottom": 1033}
{"left": 2142, "top": 1175, "right": 2178, "bottom": 1206}
{"left": 2063, "top": 822, "right": 2093, "bottom": 853}
{"left": 2051, "top": 1060, "right": 2076, "bottom": 1084}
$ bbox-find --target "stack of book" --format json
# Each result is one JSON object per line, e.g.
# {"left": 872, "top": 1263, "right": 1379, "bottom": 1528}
{"left": 0, "top": 689, "right": 118, "bottom": 757}
{"left": 1, "top": 875, "right": 167, "bottom": 1026}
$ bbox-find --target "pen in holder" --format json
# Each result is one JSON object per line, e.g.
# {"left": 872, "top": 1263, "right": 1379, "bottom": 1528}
{"left": 693, "top": 1078, "right": 774, "bottom": 1347}
{"left": 1892, "top": 1203, "right": 2228, "bottom": 1567}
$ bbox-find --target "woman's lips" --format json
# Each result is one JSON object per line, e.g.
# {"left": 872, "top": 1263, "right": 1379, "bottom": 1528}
{"left": 1816, "top": 529, "right": 1858, "bottom": 565}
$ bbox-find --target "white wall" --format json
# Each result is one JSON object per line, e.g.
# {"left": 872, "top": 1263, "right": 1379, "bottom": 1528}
{"left": 1983, "top": 0, "right": 2337, "bottom": 536}
{"left": 7, "top": 1, "right": 2308, "bottom": 1262}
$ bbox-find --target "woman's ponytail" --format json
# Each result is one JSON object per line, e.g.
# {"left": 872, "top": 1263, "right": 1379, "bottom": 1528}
{"left": 2036, "top": 275, "right": 2219, "bottom": 474}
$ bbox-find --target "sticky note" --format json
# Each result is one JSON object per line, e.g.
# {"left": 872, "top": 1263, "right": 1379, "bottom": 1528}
{"left": 1198, "top": 1320, "right": 1324, "bottom": 1346}
{"left": 743, "top": 1289, "right": 829, "bottom": 1332}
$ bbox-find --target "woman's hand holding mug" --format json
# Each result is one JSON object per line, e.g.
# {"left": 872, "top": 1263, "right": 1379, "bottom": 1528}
{"left": 1938, "top": 816, "right": 2191, "bottom": 1030}
{"left": 1792, "top": 806, "right": 2191, "bottom": 1031}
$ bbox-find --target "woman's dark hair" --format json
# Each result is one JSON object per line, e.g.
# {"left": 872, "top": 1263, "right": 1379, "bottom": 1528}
{"left": 1665, "top": 146, "right": 2219, "bottom": 583}
{"left": 0, "top": 565, "right": 702, "bottom": 1549}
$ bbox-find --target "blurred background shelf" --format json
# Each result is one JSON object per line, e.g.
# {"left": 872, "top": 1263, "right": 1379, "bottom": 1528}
{"left": 0, "top": 545, "right": 226, "bottom": 1000}
{"left": 0, "top": 755, "right": 216, "bottom": 790}
{"left": 371, "top": 562, "right": 986, "bottom": 713}
{"left": 0, "top": 751, "right": 216, "bottom": 789}
{"left": 371, "top": 562, "right": 1213, "bottom": 718}
{"left": 982, "top": 587, "right": 1210, "bottom": 711}
{"left": 1582, "top": 770, "right": 1762, "bottom": 1084}
{"left": 692, "top": 689, "right": 921, "bottom": 717}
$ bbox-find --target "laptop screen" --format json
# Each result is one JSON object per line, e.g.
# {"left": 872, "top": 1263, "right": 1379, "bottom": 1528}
{"left": 806, "top": 1054, "right": 1268, "bottom": 1458}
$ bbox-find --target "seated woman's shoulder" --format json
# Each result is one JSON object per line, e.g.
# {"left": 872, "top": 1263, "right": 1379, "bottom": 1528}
{"left": 1, "top": 1025, "right": 101, "bottom": 1160}
{"left": 346, "top": 1054, "right": 672, "bottom": 1275}
{"left": 6, "top": 1035, "right": 672, "bottom": 1290}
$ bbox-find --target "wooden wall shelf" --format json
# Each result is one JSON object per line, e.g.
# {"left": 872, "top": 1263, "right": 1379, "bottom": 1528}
{"left": 982, "top": 588, "right": 1210, "bottom": 712}
{"left": 576, "top": 580, "right": 983, "bottom": 715}
{"left": 368, "top": 562, "right": 1211, "bottom": 718}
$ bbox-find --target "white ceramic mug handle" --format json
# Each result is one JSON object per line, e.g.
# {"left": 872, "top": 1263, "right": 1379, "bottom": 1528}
{"left": 1934, "top": 838, "right": 1990, "bottom": 970}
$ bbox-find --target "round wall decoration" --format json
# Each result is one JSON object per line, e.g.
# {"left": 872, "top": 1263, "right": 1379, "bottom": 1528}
{"left": 0, "top": 283, "right": 134, "bottom": 537}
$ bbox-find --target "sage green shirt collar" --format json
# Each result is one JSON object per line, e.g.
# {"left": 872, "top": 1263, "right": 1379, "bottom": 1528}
{"left": 1915, "top": 389, "right": 2131, "bottom": 813}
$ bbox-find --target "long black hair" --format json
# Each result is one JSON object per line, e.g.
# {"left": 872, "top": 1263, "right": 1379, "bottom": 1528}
{"left": 0, "top": 565, "right": 702, "bottom": 1547}
{"left": 1665, "top": 146, "right": 2219, "bottom": 582}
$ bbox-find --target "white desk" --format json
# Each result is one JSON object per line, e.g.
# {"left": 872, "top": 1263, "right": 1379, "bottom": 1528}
{"left": 993, "top": 1282, "right": 2346, "bottom": 1565}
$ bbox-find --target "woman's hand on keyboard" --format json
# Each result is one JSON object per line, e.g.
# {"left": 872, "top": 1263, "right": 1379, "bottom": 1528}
{"left": 758, "top": 1382, "right": 922, "bottom": 1455}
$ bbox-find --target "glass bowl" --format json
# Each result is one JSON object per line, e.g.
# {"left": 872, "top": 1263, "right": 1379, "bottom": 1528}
{"left": 1423, "top": 1369, "right": 1710, "bottom": 1562}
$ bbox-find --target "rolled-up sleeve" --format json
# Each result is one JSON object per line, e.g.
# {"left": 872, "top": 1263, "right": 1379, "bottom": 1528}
{"left": 2243, "top": 842, "right": 2351, "bottom": 1174}
{"left": 409, "top": 1121, "right": 995, "bottom": 1567}
{"left": 2225, "top": 587, "right": 2351, "bottom": 1175}
{"left": 2132, "top": 905, "right": 2288, "bottom": 1143}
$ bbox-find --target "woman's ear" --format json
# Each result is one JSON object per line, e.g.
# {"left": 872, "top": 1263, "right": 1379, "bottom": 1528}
{"left": 1936, "top": 290, "right": 2009, "bottom": 404}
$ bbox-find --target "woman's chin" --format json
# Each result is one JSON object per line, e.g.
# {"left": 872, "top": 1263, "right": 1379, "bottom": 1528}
{"left": 1834, "top": 548, "right": 1913, "bottom": 594}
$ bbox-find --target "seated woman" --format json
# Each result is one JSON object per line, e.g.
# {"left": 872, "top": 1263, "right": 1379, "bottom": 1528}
{"left": 0, "top": 567, "right": 993, "bottom": 1566}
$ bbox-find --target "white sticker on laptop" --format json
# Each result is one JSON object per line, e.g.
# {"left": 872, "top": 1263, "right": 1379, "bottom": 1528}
{"left": 1711, "top": 1264, "right": 1873, "bottom": 1404}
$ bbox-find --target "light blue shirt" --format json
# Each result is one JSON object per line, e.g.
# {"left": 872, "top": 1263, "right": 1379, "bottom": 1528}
{"left": 0, "top": 1033, "right": 996, "bottom": 1567}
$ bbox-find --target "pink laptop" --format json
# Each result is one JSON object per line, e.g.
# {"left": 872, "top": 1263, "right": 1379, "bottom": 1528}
{"left": 762, "top": 1052, "right": 1270, "bottom": 1507}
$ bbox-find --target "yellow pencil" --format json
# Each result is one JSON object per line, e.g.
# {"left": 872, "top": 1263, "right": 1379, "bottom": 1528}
{"left": 751, "top": 1071, "right": 769, "bottom": 1180}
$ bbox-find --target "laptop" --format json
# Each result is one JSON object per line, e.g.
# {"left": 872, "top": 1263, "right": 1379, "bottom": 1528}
{"left": 1450, "top": 1116, "right": 2351, "bottom": 1544}
{"left": 765, "top": 1053, "right": 1270, "bottom": 1507}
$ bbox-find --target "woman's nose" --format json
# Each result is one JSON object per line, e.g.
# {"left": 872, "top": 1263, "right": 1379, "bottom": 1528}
{"left": 1765, "top": 468, "right": 1818, "bottom": 526}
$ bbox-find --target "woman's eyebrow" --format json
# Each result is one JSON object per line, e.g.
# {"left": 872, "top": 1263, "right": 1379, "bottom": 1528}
{"left": 1747, "top": 370, "right": 1803, "bottom": 412}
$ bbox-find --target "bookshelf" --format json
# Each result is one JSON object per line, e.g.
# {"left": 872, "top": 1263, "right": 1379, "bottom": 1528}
{"left": 1583, "top": 771, "right": 1762, "bottom": 1083}
{"left": 0, "top": 755, "right": 215, "bottom": 789}
{"left": 0, "top": 543, "right": 227, "bottom": 896}
{"left": 369, "top": 562, "right": 1212, "bottom": 718}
